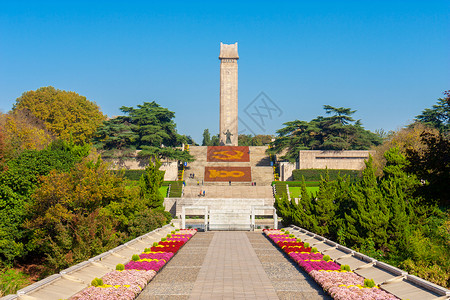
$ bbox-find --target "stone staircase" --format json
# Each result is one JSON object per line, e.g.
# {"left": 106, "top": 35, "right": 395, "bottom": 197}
{"left": 168, "top": 145, "right": 275, "bottom": 230}
{"left": 184, "top": 146, "right": 273, "bottom": 186}
{"left": 183, "top": 185, "right": 273, "bottom": 198}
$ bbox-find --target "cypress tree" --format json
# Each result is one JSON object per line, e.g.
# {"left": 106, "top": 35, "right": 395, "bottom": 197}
{"left": 380, "top": 147, "right": 417, "bottom": 258}
{"left": 312, "top": 169, "right": 337, "bottom": 236}
{"left": 291, "top": 176, "right": 317, "bottom": 231}
{"left": 139, "top": 156, "right": 165, "bottom": 209}
{"left": 345, "top": 156, "right": 389, "bottom": 248}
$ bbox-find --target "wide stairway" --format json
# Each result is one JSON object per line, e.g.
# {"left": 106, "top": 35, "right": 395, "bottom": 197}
{"left": 184, "top": 146, "right": 274, "bottom": 186}
{"left": 169, "top": 145, "right": 275, "bottom": 230}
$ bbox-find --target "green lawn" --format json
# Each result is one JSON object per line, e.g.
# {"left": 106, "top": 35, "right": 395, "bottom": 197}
{"left": 289, "top": 186, "right": 319, "bottom": 199}
{"left": 159, "top": 186, "right": 169, "bottom": 197}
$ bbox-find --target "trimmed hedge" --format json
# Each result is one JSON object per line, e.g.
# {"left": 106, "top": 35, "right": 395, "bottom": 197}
{"left": 292, "top": 169, "right": 361, "bottom": 181}
{"left": 272, "top": 181, "right": 320, "bottom": 187}
{"left": 112, "top": 170, "right": 146, "bottom": 181}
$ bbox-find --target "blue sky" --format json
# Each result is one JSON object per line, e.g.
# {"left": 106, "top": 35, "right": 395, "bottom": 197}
{"left": 1, "top": 1, "right": 449, "bottom": 143}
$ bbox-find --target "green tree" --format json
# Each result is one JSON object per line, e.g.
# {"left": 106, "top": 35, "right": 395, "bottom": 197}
{"left": 94, "top": 102, "right": 193, "bottom": 161}
{"left": 25, "top": 156, "right": 131, "bottom": 270}
{"left": 202, "top": 129, "right": 211, "bottom": 146}
{"left": 406, "top": 131, "right": 450, "bottom": 206}
{"left": 312, "top": 170, "right": 337, "bottom": 236}
{"left": 238, "top": 134, "right": 273, "bottom": 146}
{"left": 267, "top": 105, "right": 381, "bottom": 161}
{"left": 0, "top": 142, "right": 84, "bottom": 264}
{"left": 379, "top": 147, "right": 416, "bottom": 258}
{"left": 291, "top": 177, "right": 317, "bottom": 232}
{"left": 13, "top": 86, "right": 105, "bottom": 144}
{"left": 344, "top": 156, "right": 389, "bottom": 248}
{"left": 139, "top": 157, "right": 165, "bottom": 210}
{"left": 274, "top": 194, "right": 293, "bottom": 227}
{"left": 414, "top": 90, "right": 449, "bottom": 133}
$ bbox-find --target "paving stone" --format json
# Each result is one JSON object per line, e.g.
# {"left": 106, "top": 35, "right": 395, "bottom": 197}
{"left": 139, "top": 232, "right": 331, "bottom": 299}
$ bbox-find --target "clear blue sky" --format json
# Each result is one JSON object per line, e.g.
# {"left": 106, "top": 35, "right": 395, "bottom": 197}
{"left": 1, "top": 1, "right": 449, "bottom": 143}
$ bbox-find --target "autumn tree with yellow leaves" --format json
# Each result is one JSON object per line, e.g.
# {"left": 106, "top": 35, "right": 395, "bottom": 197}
{"left": 13, "top": 86, "right": 105, "bottom": 144}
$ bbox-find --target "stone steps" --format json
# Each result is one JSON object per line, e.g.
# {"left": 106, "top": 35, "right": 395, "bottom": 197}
{"left": 184, "top": 146, "right": 274, "bottom": 187}
{"left": 183, "top": 185, "right": 273, "bottom": 199}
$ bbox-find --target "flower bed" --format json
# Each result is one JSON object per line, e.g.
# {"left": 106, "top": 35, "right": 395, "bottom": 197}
{"left": 71, "top": 228, "right": 197, "bottom": 299}
{"left": 264, "top": 229, "right": 398, "bottom": 300}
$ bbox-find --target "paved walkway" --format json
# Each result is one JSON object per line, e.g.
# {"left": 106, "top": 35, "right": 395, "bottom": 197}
{"left": 189, "top": 232, "right": 278, "bottom": 299}
{"left": 137, "top": 232, "right": 329, "bottom": 300}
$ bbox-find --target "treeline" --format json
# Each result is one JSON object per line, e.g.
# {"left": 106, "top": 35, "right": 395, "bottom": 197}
{"left": 201, "top": 128, "right": 273, "bottom": 146}
{"left": 0, "top": 87, "right": 181, "bottom": 294}
{"left": 0, "top": 140, "right": 170, "bottom": 280}
{"left": 267, "top": 105, "right": 382, "bottom": 161}
{"left": 274, "top": 92, "right": 450, "bottom": 287}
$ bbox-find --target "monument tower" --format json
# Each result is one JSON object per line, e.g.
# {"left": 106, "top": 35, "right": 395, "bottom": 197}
{"left": 219, "top": 42, "right": 239, "bottom": 146}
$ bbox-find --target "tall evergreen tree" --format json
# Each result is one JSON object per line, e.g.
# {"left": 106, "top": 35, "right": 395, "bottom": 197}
{"left": 380, "top": 147, "right": 417, "bottom": 258}
{"left": 291, "top": 177, "right": 317, "bottom": 232}
{"left": 312, "top": 170, "right": 337, "bottom": 236}
{"left": 202, "top": 129, "right": 211, "bottom": 146}
{"left": 139, "top": 157, "right": 165, "bottom": 210}
{"left": 345, "top": 156, "right": 389, "bottom": 248}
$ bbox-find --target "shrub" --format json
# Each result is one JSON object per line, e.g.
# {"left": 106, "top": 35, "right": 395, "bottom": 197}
{"left": 144, "top": 247, "right": 151, "bottom": 252}
{"left": 131, "top": 254, "right": 140, "bottom": 261}
{"left": 0, "top": 268, "right": 29, "bottom": 295}
{"left": 161, "top": 237, "right": 167, "bottom": 241}
{"left": 171, "top": 231, "right": 175, "bottom": 234}
{"left": 304, "top": 242, "right": 310, "bottom": 248}
{"left": 323, "top": 255, "right": 331, "bottom": 261}
{"left": 292, "top": 169, "right": 361, "bottom": 181}
{"left": 285, "top": 231, "right": 290, "bottom": 234}
{"left": 167, "top": 234, "right": 171, "bottom": 238}
{"left": 91, "top": 278, "right": 103, "bottom": 287}
{"left": 289, "top": 234, "right": 294, "bottom": 238}
{"left": 340, "top": 264, "right": 351, "bottom": 272}
{"left": 296, "top": 238, "right": 302, "bottom": 243}
{"left": 281, "top": 229, "right": 285, "bottom": 232}
{"left": 152, "top": 242, "right": 158, "bottom": 247}
{"left": 115, "top": 264, "right": 125, "bottom": 271}
{"left": 311, "top": 247, "right": 318, "bottom": 253}
{"left": 364, "top": 278, "right": 376, "bottom": 288}
{"left": 175, "top": 229, "right": 180, "bottom": 231}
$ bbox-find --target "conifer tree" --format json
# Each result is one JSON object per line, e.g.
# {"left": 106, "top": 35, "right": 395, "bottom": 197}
{"left": 312, "top": 170, "right": 336, "bottom": 236}
{"left": 274, "top": 194, "right": 293, "bottom": 226}
{"left": 139, "top": 157, "right": 165, "bottom": 210}
{"left": 344, "top": 156, "right": 389, "bottom": 248}
{"left": 380, "top": 147, "right": 417, "bottom": 257}
{"left": 292, "top": 177, "right": 317, "bottom": 231}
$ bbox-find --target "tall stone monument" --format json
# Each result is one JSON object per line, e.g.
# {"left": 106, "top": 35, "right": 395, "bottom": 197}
{"left": 219, "top": 42, "right": 239, "bottom": 146}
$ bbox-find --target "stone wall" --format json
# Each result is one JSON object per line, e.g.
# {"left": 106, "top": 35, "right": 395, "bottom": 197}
{"left": 104, "top": 155, "right": 178, "bottom": 181}
{"left": 278, "top": 150, "right": 375, "bottom": 181}
{"left": 279, "top": 162, "right": 297, "bottom": 181}
{"left": 298, "top": 150, "right": 375, "bottom": 170}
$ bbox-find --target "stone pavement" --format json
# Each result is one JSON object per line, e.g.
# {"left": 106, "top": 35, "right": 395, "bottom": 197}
{"left": 137, "top": 232, "right": 330, "bottom": 300}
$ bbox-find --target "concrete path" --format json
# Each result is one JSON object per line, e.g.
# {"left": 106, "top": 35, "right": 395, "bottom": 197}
{"left": 137, "top": 232, "right": 330, "bottom": 300}
{"left": 189, "top": 232, "right": 278, "bottom": 299}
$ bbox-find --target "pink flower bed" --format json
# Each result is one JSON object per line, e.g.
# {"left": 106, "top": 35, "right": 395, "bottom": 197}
{"left": 70, "top": 229, "right": 196, "bottom": 299}
{"left": 329, "top": 286, "right": 398, "bottom": 300}
{"left": 298, "top": 260, "right": 341, "bottom": 273}
{"left": 263, "top": 229, "right": 399, "bottom": 300}
{"left": 71, "top": 286, "right": 136, "bottom": 300}
{"left": 310, "top": 270, "right": 364, "bottom": 291}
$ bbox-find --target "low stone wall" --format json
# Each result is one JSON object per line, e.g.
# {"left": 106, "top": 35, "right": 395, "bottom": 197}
{"left": 278, "top": 150, "right": 376, "bottom": 181}
{"left": 298, "top": 150, "right": 375, "bottom": 170}
{"left": 104, "top": 156, "right": 178, "bottom": 181}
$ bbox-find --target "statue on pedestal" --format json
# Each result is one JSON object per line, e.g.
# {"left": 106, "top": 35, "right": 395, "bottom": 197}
{"left": 224, "top": 129, "right": 233, "bottom": 145}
